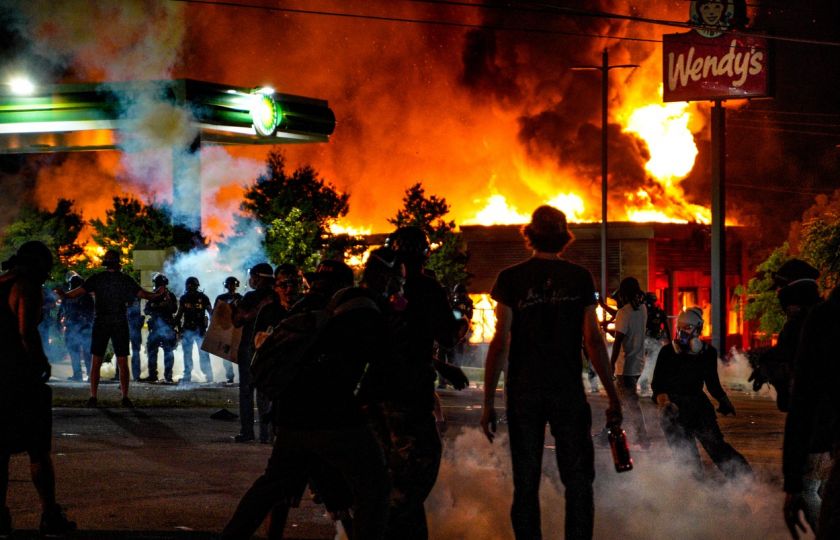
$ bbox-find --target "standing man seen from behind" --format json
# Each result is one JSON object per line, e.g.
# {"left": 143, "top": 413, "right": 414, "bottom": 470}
{"left": 144, "top": 273, "right": 178, "bottom": 384}
{"left": 480, "top": 205, "right": 621, "bottom": 540}
{"left": 610, "top": 276, "right": 651, "bottom": 447}
{"left": 214, "top": 276, "right": 242, "bottom": 384}
{"left": 55, "top": 249, "right": 161, "bottom": 408}
{"left": 231, "top": 263, "right": 276, "bottom": 443}
{"left": 176, "top": 276, "right": 214, "bottom": 384}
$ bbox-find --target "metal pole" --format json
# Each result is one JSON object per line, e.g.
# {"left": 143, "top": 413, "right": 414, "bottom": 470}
{"left": 600, "top": 48, "right": 608, "bottom": 300}
{"left": 711, "top": 100, "right": 726, "bottom": 354}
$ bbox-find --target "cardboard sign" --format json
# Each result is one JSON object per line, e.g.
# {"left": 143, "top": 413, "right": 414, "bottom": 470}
{"left": 201, "top": 301, "right": 243, "bottom": 363}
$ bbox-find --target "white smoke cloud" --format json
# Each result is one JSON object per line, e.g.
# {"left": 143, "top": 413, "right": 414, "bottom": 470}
{"left": 429, "top": 428, "right": 797, "bottom": 540}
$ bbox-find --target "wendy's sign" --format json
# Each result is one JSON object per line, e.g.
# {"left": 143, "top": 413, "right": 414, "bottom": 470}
{"left": 662, "top": 0, "right": 770, "bottom": 102}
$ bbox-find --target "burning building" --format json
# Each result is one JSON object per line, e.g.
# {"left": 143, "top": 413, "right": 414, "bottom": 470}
{"left": 461, "top": 221, "right": 751, "bottom": 352}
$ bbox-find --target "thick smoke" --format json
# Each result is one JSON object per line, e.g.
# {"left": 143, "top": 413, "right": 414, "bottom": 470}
{"left": 429, "top": 427, "right": 794, "bottom": 540}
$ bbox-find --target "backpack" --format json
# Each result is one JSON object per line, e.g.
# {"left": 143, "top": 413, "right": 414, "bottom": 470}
{"left": 250, "top": 288, "right": 381, "bottom": 399}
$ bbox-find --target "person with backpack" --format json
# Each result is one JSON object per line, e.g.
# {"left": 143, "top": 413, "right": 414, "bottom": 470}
{"left": 1, "top": 241, "right": 77, "bottom": 538}
{"left": 222, "top": 260, "right": 391, "bottom": 540}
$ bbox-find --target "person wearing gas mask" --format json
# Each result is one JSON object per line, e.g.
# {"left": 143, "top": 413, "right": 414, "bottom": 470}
{"left": 55, "top": 249, "right": 162, "bottom": 408}
{"left": 144, "top": 273, "right": 178, "bottom": 384}
{"left": 384, "top": 226, "right": 468, "bottom": 540}
{"left": 651, "top": 307, "right": 751, "bottom": 479}
{"left": 222, "top": 259, "right": 392, "bottom": 540}
{"left": 750, "top": 259, "right": 823, "bottom": 412}
{"left": 57, "top": 272, "right": 94, "bottom": 381}
{"left": 1, "top": 241, "right": 77, "bottom": 537}
{"left": 214, "top": 276, "right": 242, "bottom": 383}
{"left": 176, "top": 276, "right": 214, "bottom": 384}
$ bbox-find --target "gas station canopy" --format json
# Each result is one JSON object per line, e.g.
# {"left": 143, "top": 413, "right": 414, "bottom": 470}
{"left": 0, "top": 79, "right": 336, "bottom": 153}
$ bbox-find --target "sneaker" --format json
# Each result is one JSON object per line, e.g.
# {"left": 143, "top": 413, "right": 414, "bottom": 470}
{"left": 0, "top": 506, "right": 11, "bottom": 537}
{"left": 140, "top": 375, "right": 157, "bottom": 383}
{"left": 85, "top": 396, "right": 98, "bottom": 408}
{"left": 39, "top": 504, "right": 76, "bottom": 537}
{"left": 233, "top": 433, "right": 255, "bottom": 443}
{"left": 121, "top": 397, "right": 134, "bottom": 409}
{"left": 593, "top": 428, "right": 610, "bottom": 448}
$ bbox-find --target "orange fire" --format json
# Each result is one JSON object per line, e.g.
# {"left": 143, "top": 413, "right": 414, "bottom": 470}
{"left": 468, "top": 293, "right": 497, "bottom": 344}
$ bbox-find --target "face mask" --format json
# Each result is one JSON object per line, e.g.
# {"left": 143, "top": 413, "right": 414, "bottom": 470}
{"left": 674, "top": 328, "right": 703, "bottom": 354}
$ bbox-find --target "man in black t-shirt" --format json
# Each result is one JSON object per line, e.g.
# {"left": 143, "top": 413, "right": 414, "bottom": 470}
{"left": 55, "top": 249, "right": 161, "bottom": 408}
{"left": 480, "top": 206, "right": 621, "bottom": 540}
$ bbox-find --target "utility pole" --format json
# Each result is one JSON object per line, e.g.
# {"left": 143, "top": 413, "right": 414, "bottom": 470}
{"left": 572, "top": 49, "right": 637, "bottom": 299}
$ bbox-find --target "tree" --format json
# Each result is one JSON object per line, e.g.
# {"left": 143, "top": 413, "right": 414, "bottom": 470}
{"left": 242, "top": 151, "right": 361, "bottom": 267}
{"left": 90, "top": 196, "right": 204, "bottom": 277}
{"left": 0, "top": 199, "right": 85, "bottom": 284}
{"left": 388, "top": 183, "right": 469, "bottom": 289}
{"left": 738, "top": 243, "right": 790, "bottom": 337}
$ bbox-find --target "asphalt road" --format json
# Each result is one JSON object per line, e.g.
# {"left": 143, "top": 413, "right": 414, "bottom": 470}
{"left": 4, "top": 382, "right": 794, "bottom": 540}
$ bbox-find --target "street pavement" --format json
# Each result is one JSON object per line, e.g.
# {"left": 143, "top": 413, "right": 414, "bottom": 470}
{"left": 4, "top": 381, "right": 792, "bottom": 539}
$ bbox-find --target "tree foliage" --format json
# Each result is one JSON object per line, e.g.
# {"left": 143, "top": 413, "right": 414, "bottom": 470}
{"left": 388, "top": 183, "right": 469, "bottom": 289}
{"left": 243, "top": 151, "right": 362, "bottom": 267}
{"left": 0, "top": 199, "right": 85, "bottom": 284}
{"left": 738, "top": 243, "right": 789, "bottom": 337}
{"left": 90, "top": 196, "right": 204, "bottom": 277}
{"left": 264, "top": 208, "right": 321, "bottom": 272}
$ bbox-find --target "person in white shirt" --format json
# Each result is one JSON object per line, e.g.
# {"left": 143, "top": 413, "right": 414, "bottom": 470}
{"left": 610, "top": 277, "right": 650, "bottom": 447}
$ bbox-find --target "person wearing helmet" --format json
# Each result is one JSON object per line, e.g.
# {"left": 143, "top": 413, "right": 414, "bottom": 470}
{"left": 57, "top": 273, "right": 94, "bottom": 381}
{"left": 176, "top": 277, "right": 214, "bottom": 384}
{"left": 143, "top": 273, "right": 178, "bottom": 384}
{"left": 1, "top": 241, "right": 77, "bottom": 537}
{"left": 231, "top": 263, "right": 276, "bottom": 443}
{"left": 55, "top": 249, "right": 162, "bottom": 408}
{"left": 214, "top": 276, "right": 242, "bottom": 383}
{"left": 480, "top": 206, "right": 621, "bottom": 540}
{"left": 609, "top": 276, "right": 651, "bottom": 448}
{"left": 651, "top": 306, "right": 751, "bottom": 479}
{"left": 126, "top": 298, "right": 145, "bottom": 382}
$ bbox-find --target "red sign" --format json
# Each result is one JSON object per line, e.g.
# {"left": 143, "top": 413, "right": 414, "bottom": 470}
{"left": 662, "top": 32, "right": 770, "bottom": 102}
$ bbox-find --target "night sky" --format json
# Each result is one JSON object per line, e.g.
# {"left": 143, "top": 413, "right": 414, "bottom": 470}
{"left": 0, "top": 0, "right": 838, "bottom": 261}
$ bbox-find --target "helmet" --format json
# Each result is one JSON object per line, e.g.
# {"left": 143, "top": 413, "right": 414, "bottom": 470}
{"left": 185, "top": 276, "right": 200, "bottom": 290}
{"left": 68, "top": 274, "right": 84, "bottom": 289}
{"left": 249, "top": 263, "right": 274, "bottom": 279}
{"left": 102, "top": 249, "right": 121, "bottom": 269}
{"left": 152, "top": 272, "right": 169, "bottom": 287}
{"left": 674, "top": 307, "right": 704, "bottom": 354}
{"left": 224, "top": 276, "right": 240, "bottom": 289}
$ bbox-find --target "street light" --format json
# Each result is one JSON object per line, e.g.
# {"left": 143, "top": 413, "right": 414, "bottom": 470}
{"left": 7, "top": 76, "right": 36, "bottom": 96}
{"left": 571, "top": 49, "right": 637, "bottom": 299}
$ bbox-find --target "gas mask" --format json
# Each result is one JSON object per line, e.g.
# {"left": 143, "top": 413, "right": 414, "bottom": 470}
{"left": 673, "top": 307, "right": 705, "bottom": 354}
{"left": 674, "top": 327, "right": 703, "bottom": 354}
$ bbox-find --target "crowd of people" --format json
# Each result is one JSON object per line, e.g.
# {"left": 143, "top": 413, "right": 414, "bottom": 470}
{"left": 0, "top": 204, "right": 838, "bottom": 539}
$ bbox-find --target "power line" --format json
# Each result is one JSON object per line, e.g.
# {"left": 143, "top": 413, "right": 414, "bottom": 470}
{"left": 169, "top": 0, "right": 840, "bottom": 48}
